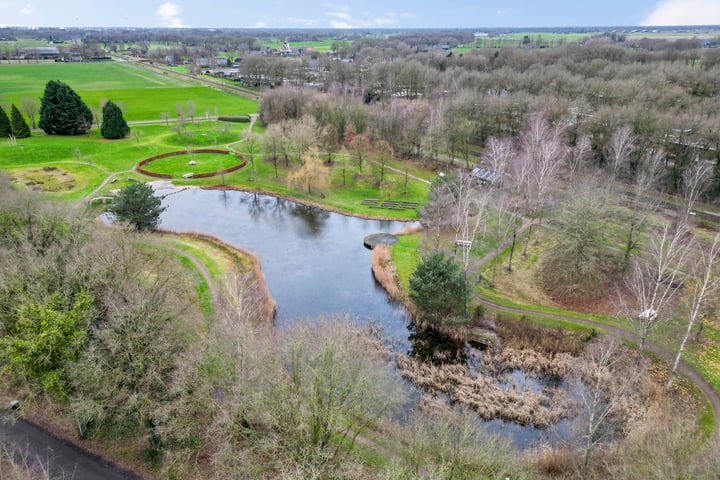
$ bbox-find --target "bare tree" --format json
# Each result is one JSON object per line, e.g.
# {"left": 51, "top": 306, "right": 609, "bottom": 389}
{"left": 186, "top": 99, "right": 196, "bottom": 124}
{"left": 174, "top": 101, "right": 184, "bottom": 121}
{"left": 19, "top": 96, "right": 40, "bottom": 129}
{"left": 667, "top": 231, "right": 720, "bottom": 389}
{"left": 481, "top": 137, "right": 515, "bottom": 282}
{"left": 347, "top": 132, "right": 370, "bottom": 172}
{"left": 374, "top": 140, "right": 393, "bottom": 185}
{"left": 625, "top": 221, "right": 691, "bottom": 363}
{"left": 516, "top": 114, "right": 566, "bottom": 253}
{"left": 605, "top": 125, "right": 636, "bottom": 178}
{"left": 263, "top": 123, "right": 283, "bottom": 178}
{"left": 679, "top": 158, "right": 713, "bottom": 224}
{"left": 281, "top": 318, "right": 406, "bottom": 466}
{"left": 320, "top": 124, "right": 339, "bottom": 163}
{"left": 287, "top": 149, "right": 330, "bottom": 195}
{"left": 450, "top": 173, "right": 489, "bottom": 274}
{"left": 565, "top": 134, "right": 592, "bottom": 180}
{"left": 289, "top": 116, "right": 319, "bottom": 163}
{"left": 572, "top": 337, "right": 642, "bottom": 476}
{"left": 619, "top": 148, "right": 665, "bottom": 271}
{"left": 160, "top": 111, "right": 169, "bottom": 125}
{"left": 242, "top": 129, "right": 260, "bottom": 179}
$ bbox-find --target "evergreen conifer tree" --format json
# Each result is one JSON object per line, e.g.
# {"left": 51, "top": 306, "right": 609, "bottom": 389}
{"left": 100, "top": 100, "right": 130, "bottom": 139}
{"left": 0, "top": 106, "right": 11, "bottom": 139}
{"left": 38, "top": 80, "right": 93, "bottom": 135}
{"left": 10, "top": 105, "right": 31, "bottom": 138}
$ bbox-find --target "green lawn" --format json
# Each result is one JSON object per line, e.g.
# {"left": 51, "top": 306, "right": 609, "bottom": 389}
{"left": 144, "top": 151, "right": 242, "bottom": 179}
{"left": 261, "top": 39, "right": 345, "bottom": 53}
{"left": 0, "top": 62, "right": 258, "bottom": 121}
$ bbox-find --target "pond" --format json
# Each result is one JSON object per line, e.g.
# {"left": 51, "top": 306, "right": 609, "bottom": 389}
{"left": 158, "top": 187, "right": 573, "bottom": 448}
{"left": 159, "top": 188, "right": 414, "bottom": 339}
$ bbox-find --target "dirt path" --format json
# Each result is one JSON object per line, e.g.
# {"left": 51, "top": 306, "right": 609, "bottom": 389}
{"left": 165, "top": 244, "right": 221, "bottom": 307}
{"left": 472, "top": 229, "right": 720, "bottom": 439}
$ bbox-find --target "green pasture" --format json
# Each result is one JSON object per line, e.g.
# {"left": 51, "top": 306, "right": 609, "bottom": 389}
{"left": 0, "top": 39, "right": 50, "bottom": 49}
{"left": 459, "top": 31, "right": 597, "bottom": 50}
{"left": 0, "top": 116, "right": 427, "bottom": 218}
{"left": 0, "top": 62, "right": 258, "bottom": 121}
{"left": 0, "top": 62, "right": 185, "bottom": 94}
{"left": 261, "top": 38, "right": 345, "bottom": 52}
{"left": 0, "top": 120, "right": 250, "bottom": 199}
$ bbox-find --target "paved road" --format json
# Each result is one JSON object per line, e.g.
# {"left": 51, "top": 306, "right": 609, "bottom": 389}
{"left": 1, "top": 413, "right": 142, "bottom": 479}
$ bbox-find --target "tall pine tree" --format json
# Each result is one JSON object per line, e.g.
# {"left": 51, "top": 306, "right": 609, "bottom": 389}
{"left": 10, "top": 105, "right": 31, "bottom": 138}
{"left": 0, "top": 106, "right": 10, "bottom": 139}
{"left": 38, "top": 80, "right": 93, "bottom": 135}
{"left": 100, "top": 100, "right": 130, "bottom": 139}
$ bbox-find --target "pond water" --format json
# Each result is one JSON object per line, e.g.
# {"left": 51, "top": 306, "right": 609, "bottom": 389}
{"left": 159, "top": 188, "right": 413, "bottom": 338}
{"left": 158, "top": 187, "right": 573, "bottom": 448}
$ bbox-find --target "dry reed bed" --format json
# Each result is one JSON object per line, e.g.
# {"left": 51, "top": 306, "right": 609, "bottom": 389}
{"left": 396, "top": 353, "right": 575, "bottom": 428}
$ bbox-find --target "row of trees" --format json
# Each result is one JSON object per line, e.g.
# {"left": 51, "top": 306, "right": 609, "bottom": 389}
{"left": 253, "top": 36, "right": 720, "bottom": 199}
{"left": 0, "top": 104, "right": 30, "bottom": 140}
{"left": 34, "top": 80, "right": 129, "bottom": 139}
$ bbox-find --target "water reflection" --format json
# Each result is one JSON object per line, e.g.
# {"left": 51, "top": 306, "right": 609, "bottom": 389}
{"left": 158, "top": 187, "right": 573, "bottom": 448}
{"left": 159, "top": 188, "right": 414, "bottom": 336}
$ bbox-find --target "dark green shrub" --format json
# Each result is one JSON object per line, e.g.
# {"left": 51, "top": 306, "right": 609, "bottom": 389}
{"left": 100, "top": 100, "right": 130, "bottom": 139}
{"left": 217, "top": 115, "right": 251, "bottom": 123}
{"left": 39, "top": 80, "right": 93, "bottom": 135}
{"left": 0, "top": 106, "right": 10, "bottom": 138}
{"left": 10, "top": 104, "right": 31, "bottom": 138}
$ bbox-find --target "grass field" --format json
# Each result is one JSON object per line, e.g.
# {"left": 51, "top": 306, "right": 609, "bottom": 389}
{"left": 144, "top": 151, "right": 243, "bottom": 178}
{"left": 261, "top": 39, "right": 345, "bottom": 52}
{"left": 0, "top": 62, "right": 258, "bottom": 121}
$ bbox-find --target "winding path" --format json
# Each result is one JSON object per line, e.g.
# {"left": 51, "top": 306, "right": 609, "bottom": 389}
{"left": 472, "top": 229, "right": 720, "bottom": 439}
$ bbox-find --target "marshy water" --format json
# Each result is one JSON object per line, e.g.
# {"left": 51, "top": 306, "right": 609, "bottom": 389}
{"left": 158, "top": 187, "right": 574, "bottom": 447}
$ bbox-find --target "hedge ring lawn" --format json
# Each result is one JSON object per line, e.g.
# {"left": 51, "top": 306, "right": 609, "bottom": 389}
{"left": 137, "top": 149, "right": 246, "bottom": 179}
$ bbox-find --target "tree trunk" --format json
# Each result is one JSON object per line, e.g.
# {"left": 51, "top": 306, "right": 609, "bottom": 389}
{"left": 507, "top": 230, "right": 516, "bottom": 272}
{"left": 522, "top": 223, "right": 533, "bottom": 257}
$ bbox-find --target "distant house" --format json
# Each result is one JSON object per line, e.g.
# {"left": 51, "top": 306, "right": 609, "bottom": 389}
{"left": 469, "top": 166, "right": 503, "bottom": 185}
{"left": 20, "top": 46, "right": 60, "bottom": 60}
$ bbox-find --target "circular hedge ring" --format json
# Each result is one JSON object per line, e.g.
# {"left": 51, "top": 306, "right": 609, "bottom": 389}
{"left": 136, "top": 149, "right": 247, "bottom": 179}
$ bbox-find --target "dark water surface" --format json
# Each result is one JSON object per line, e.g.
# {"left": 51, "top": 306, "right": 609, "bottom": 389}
{"left": 158, "top": 187, "right": 572, "bottom": 448}
{"left": 160, "top": 188, "right": 414, "bottom": 338}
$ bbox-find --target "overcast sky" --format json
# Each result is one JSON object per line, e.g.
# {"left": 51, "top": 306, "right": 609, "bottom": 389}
{"left": 1, "top": 0, "right": 719, "bottom": 29}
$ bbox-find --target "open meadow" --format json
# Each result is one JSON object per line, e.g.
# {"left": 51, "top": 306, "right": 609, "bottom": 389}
{"left": 0, "top": 61, "right": 258, "bottom": 121}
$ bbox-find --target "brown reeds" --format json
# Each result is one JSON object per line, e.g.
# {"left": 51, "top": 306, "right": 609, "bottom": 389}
{"left": 495, "top": 315, "right": 586, "bottom": 356}
{"left": 159, "top": 230, "right": 276, "bottom": 324}
{"left": 371, "top": 245, "right": 412, "bottom": 311}
{"left": 396, "top": 353, "right": 574, "bottom": 428}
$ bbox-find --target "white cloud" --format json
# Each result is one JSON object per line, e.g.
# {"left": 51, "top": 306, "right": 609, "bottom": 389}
{"left": 0, "top": 2, "right": 10, "bottom": 9}
{"left": 21, "top": 3, "right": 32, "bottom": 15}
{"left": 326, "top": 8, "right": 403, "bottom": 28}
{"left": 285, "top": 16, "right": 322, "bottom": 27}
{"left": 156, "top": 2, "right": 186, "bottom": 27}
{"left": 642, "top": 0, "right": 720, "bottom": 25}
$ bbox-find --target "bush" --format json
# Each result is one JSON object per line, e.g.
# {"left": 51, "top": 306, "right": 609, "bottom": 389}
{"left": 217, "top": 115, "right": 251, "bottom": 123}
{"left": 10, "top": 104, "right": 31, "bottom": 138}
{"left": 0, "top": 106, "right": 10, "bottom": 138}
{"left": 108, "top": 182, "right": 166, "bottom": 231}
{"left": 100, "top": 100, "right": 130, "bottom": 139}
{"left": 409, "top": 251, "right": 469, "bottom": 327}
{"left": 38, "top": 80, "right": 93, "bottom": 135}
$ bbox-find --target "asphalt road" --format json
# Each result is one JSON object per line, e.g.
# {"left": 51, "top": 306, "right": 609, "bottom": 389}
{"left": 1, "top": 412, "right": 142, "bottom": 479}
